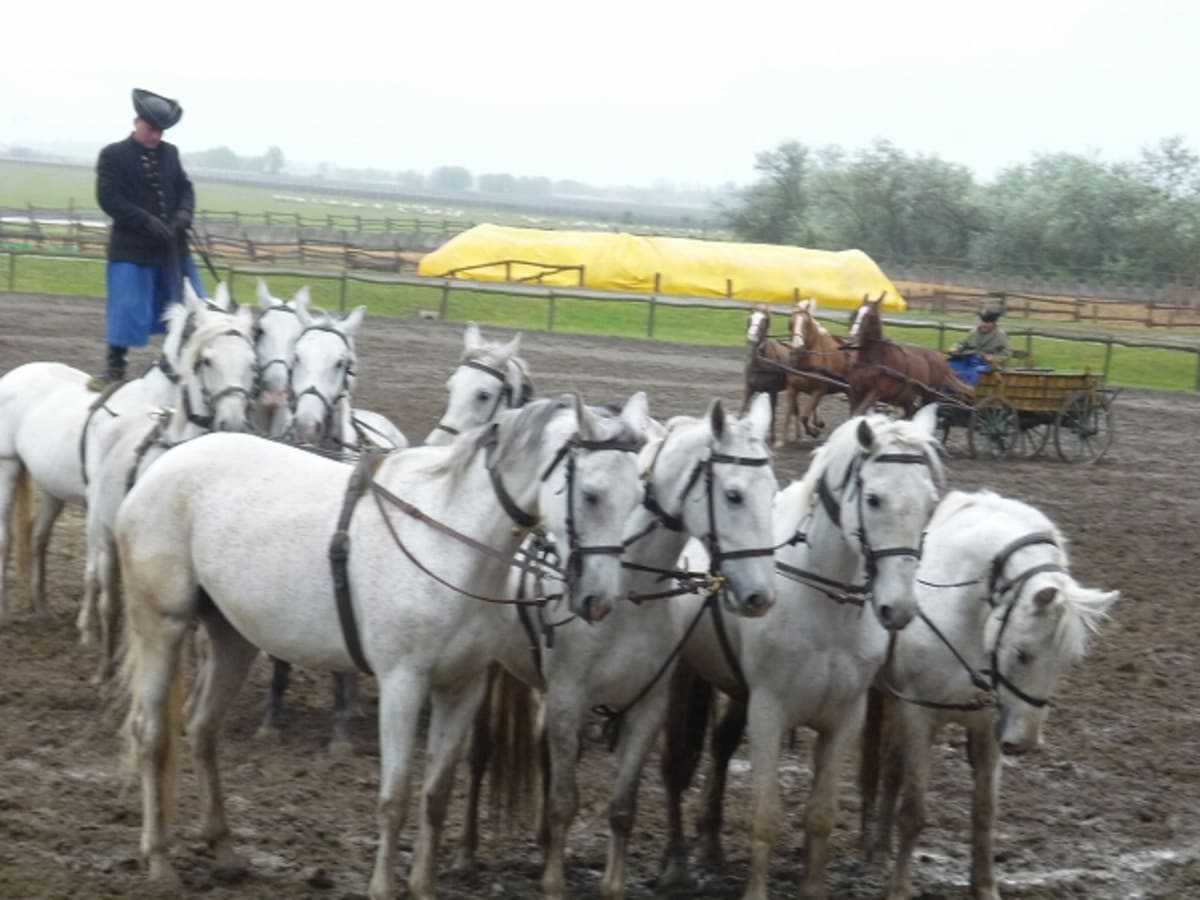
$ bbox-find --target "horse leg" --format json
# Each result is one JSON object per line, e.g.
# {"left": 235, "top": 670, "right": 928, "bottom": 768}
{"left": 804, "top": 389, "right": 827, "bottom": 437}
{"left": 967, "top": 723, "right": 1003, "bottom": 900}
{"left": 29, "top": 490, "right": 64, "bottom": 619}
{"left": 858, "top": 685, "right": 884, "bottom": 859}
{"left": 696, "top": 696, "right": 747, "bottom": 871}
{"left": 778, "top": 384, "right": 795, "bottom": 449}
{"left": 658, "top": 664, "right": 712, "bottom": 889}
{"left": 329, "top": 672, "right": 358, "bottom": 755}
{"left": 0, "top": 458, "right": 23, "bottom": 626}
{"left": 93, "top": 538, "right": 122, "bottom": 683}
{"left": 408, "top": 673, "right": 489, "bottom": 900}
{"left": 886, "top": 712, "right": 934, "bottom": 900}
{"left": 541, "top": 687, "right": 587, "bottom": 900}
{"left": 257, "top": 657, "right": 291, "bottom": 738}
{"left": 742, "top": 690, "right": 787, "bottom": 900}
{"left": 873, "top": 694, "right": 908, "bottom": 865}
{"left": 126, "top": 605, "right": 192, "bottom": 886}
{"left": 600, "top": 686, "right": 671, "bottom": 900}
{"left": 368, "top": 669, "right": 427, "bottom": 900}
{"left": 79, "top": 509, "right": 103, "bottom": 647}
{"left": 455, "top": 663, "right": 497, "bottom": 873}
{"left": 800, "top": 705, "right": 860, "bottom": 900}
{"left": 188, "top": 605, "right": 260, "bottom": 881}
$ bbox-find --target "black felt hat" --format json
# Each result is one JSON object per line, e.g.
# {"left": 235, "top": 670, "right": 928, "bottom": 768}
{"left": 132, "top": 88, "right": 183, "bottom": 130}
{"left": 979, "top": 308, "right": 1002, "bottom": 322}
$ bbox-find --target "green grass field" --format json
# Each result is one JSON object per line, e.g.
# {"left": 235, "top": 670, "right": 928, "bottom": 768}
{"left": 3, "top": 250, "right": 1196, "bottom": 392}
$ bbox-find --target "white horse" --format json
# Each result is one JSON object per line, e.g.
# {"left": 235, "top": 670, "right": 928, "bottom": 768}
{"left": 425, "top": 323, "right": 532, "bottom": 446}
{"left": 659, "top": 404, "right": 944, "bottom": 900}
{"left": 118, "top": 392, "right": 650, "bottom": 900}
{"left": 0, "top": 282, "right": 232, "bottom": 622}
{"left": 252, "top": 278, "right": 408, "bottom": 450}
{"left": 859, "top": 490, "right": 1119, "bottom": 900}
{"left": 475, "top": 394, "right": 779, "bottom": 899}
{"left": 80, "top": 298, "right": 257, "bottom": 681}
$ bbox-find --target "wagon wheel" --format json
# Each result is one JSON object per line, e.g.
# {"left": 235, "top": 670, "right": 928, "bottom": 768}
{"left": 1054, "top": 389, "right": 1114, "bottom": 464}
{"left": 967, "top": 397, "right": 1018, "bottom": 461}
{"left": 1011, "top": 415, "right": 1052, "bottom": 459}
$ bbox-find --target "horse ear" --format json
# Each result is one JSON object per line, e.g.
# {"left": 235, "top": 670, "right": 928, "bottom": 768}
{"left": 182, "top": 279, "right": 201, "bottom": 309}
{"left": 573, "top": 392, "right": 598, "bottom": 441}
{"left": 746, "top": 393, "right": 772, "bottom": 443}
{"left": 213, "top": 282, "right": 232, "bottom": 311}
{"left": 292, "top": 286, "right": 311, "bottom": 310}
{"left": 464, "top": 322, "right": 484, "bottom": 352}
{"left": 707, "top": 398, "right": 727, "bottom": 442}
{"left": 295, "top": 297, "right": 314, "bottom": 328}
{"left": 620, "top": 391, "right": 650, "bottom": 438}
{"left": 256, "top": 278, "right": 273, "bottom": 310}
{"left": 1078, "top": 587, "right": 1120, "bottom": 618}
{"left": 1033, "top": 586, "right": 1058, "bottom": 611}
{"left": 856, "top": 418, "right": 875, "bottom": 451}
{"left": 342, "top": 305, "right": 367, "bottom": 336}
{"left": 500, "top": 332, "right": 522, "bottom": 359}
{"left": 912, "top": 402, "right": 938, "bottom": 438}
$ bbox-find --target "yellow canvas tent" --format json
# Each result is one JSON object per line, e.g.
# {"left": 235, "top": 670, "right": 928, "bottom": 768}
{"left": 418, "top": 223, "right": 906, "bottom": 312}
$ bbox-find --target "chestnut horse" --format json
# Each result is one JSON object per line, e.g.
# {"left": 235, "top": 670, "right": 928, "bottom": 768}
{"left": 783, "top": 299, "right": 854, "bottom": 440}
{"left": 741, "top": 307, "right": 790, "bottom": 446}
{"left": 846, "top": 294, "right": 972, "bottom": 417}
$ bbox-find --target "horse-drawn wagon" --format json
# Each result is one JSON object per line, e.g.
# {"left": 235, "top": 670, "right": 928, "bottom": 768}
{"left": 939, "top": 367, "right": 1119, "bottom": 463}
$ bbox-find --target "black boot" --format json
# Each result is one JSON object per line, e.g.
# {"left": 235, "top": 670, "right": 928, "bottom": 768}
{"left": 86, "top": 344, "right": 128, "bottom": 392}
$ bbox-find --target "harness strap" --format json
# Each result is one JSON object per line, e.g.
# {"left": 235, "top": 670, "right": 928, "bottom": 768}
{"left": 125, "top": 416, "right": 170, "bottom": 494}
{"left": 478, "top": 423, "right": 540, "bottom": 529}
{"left": 708, "top": 590, "right": 750, "bottom": 699}
{"left": 79, "top": 380, "right": 126, "bottom": 486}
{"left": 329, "top": 451, "right": 389, "bottom": 676}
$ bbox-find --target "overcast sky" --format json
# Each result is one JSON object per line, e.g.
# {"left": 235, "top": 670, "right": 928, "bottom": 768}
{"left": 2, "top": 0, "right": 1194, "bottom": 187}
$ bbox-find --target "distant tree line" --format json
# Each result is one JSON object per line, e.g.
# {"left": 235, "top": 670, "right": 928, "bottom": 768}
{"left": 724, "top": 137, "right": 1200, "bottom": 284}
{"left": 187, "top": 146, "right": 286, "bottom": 175}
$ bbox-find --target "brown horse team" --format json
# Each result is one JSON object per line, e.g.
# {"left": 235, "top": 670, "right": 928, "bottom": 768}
{"left": 741, "top": 293, "right": 972, "bottom": 444}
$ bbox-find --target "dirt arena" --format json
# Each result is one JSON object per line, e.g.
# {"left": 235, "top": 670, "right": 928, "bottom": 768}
{"left": 1, "top": 292, "right": 1197, "bottom": 900}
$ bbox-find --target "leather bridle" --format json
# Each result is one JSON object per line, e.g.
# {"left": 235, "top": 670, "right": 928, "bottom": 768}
{"left": 288, "top": 324, "right": 356, "bottom": 444}
{"left": 433, "top": 357, "right": 532, "bottom": 439}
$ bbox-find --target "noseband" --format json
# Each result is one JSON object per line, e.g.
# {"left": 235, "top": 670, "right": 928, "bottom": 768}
{"left": 434, "top": 357, "right": 532, "bottom": 438}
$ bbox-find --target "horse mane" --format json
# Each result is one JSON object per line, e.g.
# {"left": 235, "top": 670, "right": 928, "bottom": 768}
{"left": 928, "top": 490, "right": 1069, "bottom": 560}
{"left": 167, "top": 304, "right": 254, "bottom": 382}
{"left": 775, "top": 413, "right": 944, "bottom": 532}
{"left": 424, "top": 395, "right": 639, "bottom": 488}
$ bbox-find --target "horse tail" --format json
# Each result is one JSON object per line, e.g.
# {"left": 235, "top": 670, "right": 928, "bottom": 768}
{"left": 945, "top": 370, "right": 975, "bottom": 403}
{"left": 12, "top": 462, "right": 34, "bottom": 580}
{"left": 488, "top": 665, "right": 538, "bottom": 824}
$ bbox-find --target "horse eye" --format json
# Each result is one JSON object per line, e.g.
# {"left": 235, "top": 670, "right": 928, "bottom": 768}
{"left": 866, "top": 493, "right": 882, "bottom": 509}
{"left": 582, "top": 491, "right": 600, "bottom": 507}
{"left": 476, "top": 390, "right": 492, "bottom": 403}
{"left": 1015, "top": 648, "right": 1030, "bottom": 665}
{"left": 202, "top": 356, "right": 213, "bottom": 367}
{"left": 725, "top": 489, "right": 744, "bottom": 506}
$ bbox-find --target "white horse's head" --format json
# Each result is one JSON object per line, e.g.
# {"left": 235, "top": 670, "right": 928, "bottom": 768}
{"left": 987, "top": 573, "right": 1119, "bottom": 755}
{"left": 745, "top": 307, "right": 770, "bottom": 346}
{"left": 169, "top": 285, "right": 258, "bottom": 433}
{"left": 488, "top": 393, "right": 649, "bottom": 623}
{"left": 289, "top": 304, "right": 365, "bottom": 446}
{"left": 639, "top": 393, "right": 777, "bottom": 616}
{"left": 793, "top": 403, "right": 943, "bottom": 630}
{"left": 253, "top": 278, "right": 308, "bottom": 408}
{"left": 426, "top": 323, "right": 530, "bottom": 446}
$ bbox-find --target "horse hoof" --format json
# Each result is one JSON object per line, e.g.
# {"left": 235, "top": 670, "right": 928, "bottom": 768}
{"left": 452, "top": 851, "right": 478, "bottom": 876}
{"left": 146, "top": 855, "right": 183, "bottom": 889}
{"left": 328, "top": 737, "right": 355, "bottom": 757}
{"left": 252, "top": 723, "right": 282, "bottom": 742}
{"left": 656, "top": 858, "right": 693, "bottom": 891}
{"left": 212, "top": 850, "right": 249, "bottom": 883}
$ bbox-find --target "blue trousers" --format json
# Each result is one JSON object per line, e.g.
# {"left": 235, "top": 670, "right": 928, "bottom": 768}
{"left": 105, "top": 257, "right": 206, "bottom": 348}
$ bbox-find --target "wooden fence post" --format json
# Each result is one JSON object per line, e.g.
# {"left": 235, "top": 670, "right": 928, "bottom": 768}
{"left": 339, "top": 269, "right": 349, "bottom": 314}
{"left": 648, "top": 273, "right": 661, "bottom": 338}
{"left": 439, "top": 280, "right": 451, "bottom": 320}
{"left": 936, "top": 321, "right": 945, "bottom": 350}
{"left": 1195, "top": 350, "right": 1200, "bottom": 393}
{"left": 1024, "top": 330, "right": 1033, "bottom": 360}
{"left": 6, "top": 250, "right": 14, "bottom": 291}
{"left": 547, "top": 290, "right": 557, "bottom": 332}
{"left": 1102, "top": 337, "right": 1114, "bottom": 382}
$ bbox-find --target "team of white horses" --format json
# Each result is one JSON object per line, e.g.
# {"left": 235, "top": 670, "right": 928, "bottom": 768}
{"left": 0, "top": 281, "right": 1119, "bottom": 900}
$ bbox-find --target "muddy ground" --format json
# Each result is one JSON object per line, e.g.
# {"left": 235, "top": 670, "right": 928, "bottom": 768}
{"left": 1, "top": 292, "right": 1197, "bottom": 900}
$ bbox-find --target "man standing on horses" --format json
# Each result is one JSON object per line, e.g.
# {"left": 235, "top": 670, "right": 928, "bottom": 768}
{"left": 88, "top": 88, "right": 206, "bottom": 391}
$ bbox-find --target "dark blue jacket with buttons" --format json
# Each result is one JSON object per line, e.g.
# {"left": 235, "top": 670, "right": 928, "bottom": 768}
{"left": 96, "top": 135, "right": 195, "bottom": 266}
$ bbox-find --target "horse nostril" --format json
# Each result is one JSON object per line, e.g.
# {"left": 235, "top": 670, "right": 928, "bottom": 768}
{"left": 877, "top": 604, "right": 895, "bottom": 629}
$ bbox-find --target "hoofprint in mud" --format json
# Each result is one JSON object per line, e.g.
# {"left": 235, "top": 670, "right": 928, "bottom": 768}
{"left": 1, "top": 291, "right": 1197, "bottom": 900}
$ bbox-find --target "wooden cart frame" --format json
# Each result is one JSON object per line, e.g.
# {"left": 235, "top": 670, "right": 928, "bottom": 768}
{"left": 937, "top": 369, "right": 1119, "bottom": 463}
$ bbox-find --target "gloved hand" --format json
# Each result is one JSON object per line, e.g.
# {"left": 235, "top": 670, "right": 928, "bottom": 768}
{"left": 171, "top": 209, "right": 192, "bottom": 232}
{"left": 144, "top": 215, "right": 174, "bottom": 244}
